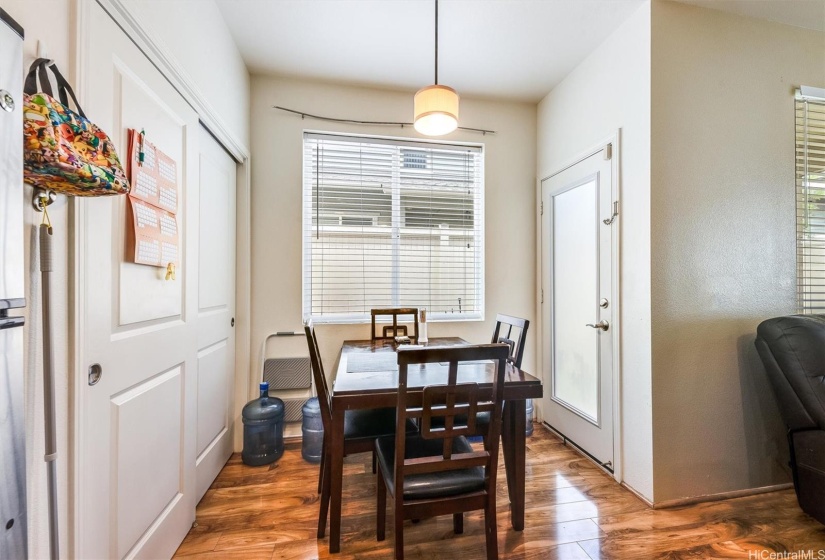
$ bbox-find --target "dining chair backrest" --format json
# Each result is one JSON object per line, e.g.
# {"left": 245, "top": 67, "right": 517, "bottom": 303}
{"left": 304, "top": 320, "right": 332, "bottom": 432}
{"left": 491, "top": 314, "right": 529, "bottom": 369}
{"left": 371, "top": 308, "right": 419, "bottom": 343}
{"left": 394, "top": 344, "right": 510, "bottom": 496}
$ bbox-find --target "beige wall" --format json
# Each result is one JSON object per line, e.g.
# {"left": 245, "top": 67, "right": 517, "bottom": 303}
{"left": 650, "top": 0, "right": 825, "bottom": 501}
{"left": 249, "top": 76, "right": 537, "bottom": 384}
{"left": 4, "top": 0, "right": 249, "bottom": 554}
{"left": 537, "top": 2, "right": 653, "bottom": 500}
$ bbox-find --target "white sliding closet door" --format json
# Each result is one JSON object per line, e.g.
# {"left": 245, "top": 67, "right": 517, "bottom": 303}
{"left": 76, "top": 2, "right": 200, "bottom": 557}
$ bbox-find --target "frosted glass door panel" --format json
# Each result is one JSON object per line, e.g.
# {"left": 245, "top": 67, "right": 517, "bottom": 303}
{"left": 552, "top": 179, "right": 599, "bottom": 421}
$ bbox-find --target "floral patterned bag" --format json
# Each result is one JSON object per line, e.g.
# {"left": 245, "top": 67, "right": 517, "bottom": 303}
{"left": 23, "top": 58, "right": 129, "bottom": 196}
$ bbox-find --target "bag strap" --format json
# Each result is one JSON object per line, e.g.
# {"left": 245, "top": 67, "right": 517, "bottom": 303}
{"left": 24, "top": 58, "right": 53, "bottom": 97}
{"left": 24, "top": 58, "right": 87, "bottom": 119}
{"left": 48, "top": 63, "right": 86, "bottom": 119}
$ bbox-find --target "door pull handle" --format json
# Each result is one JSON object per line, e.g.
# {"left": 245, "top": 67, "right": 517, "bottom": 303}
{"left": 586, "top": 321, "right": 609, "bottom": 331}
{"left": 88, "top": 363, "right": 102, "bottom": 386}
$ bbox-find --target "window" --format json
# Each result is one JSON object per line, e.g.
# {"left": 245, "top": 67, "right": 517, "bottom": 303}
{"left": 303, "top": 132, "right": 484, "bottom": 323}
{"left": 796, "top": 93, "right": 825, "bottom": 313}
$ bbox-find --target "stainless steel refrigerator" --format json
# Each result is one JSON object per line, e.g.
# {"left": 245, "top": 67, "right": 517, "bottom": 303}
{"left": 0, "top": 7, "right": 27, "bottom": 560}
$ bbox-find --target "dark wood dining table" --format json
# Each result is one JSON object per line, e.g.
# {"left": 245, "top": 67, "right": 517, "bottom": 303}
{"left": 326, "top": 337, "right": 543, "bottom": 553}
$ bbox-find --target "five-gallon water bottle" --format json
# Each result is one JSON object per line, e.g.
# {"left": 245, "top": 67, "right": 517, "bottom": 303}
{"left": 242, "top": 382, "right": 285, "bottom": 466}
{"left": 526, "top": 399, "right": 534, "bottom": 437}
{"left": 301, "top": 397, "right": 324, "bottom": 463}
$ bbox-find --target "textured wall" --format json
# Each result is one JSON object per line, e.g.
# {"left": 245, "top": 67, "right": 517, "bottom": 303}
{"left": 650, "top": 0, "right": 825, "bottom": 502}
{"left": 249, "top": 76, "right": 537, "bottom": 391}
{"left": 537, "top": 2, "right": 653, "bottom": 500}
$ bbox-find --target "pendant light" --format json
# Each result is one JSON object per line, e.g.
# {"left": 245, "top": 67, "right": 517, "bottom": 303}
{"left": 414, "top": 0, "right": 459, "bottom": 136}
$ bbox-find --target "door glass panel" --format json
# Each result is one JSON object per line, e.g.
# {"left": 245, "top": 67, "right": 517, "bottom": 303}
{"left": 552, "top": 178, "right": 599, "bottom": 422}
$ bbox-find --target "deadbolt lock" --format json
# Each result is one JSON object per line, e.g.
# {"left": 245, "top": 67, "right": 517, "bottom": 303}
{"left": 600, "top": 298, "right": 609, "bottom": 309}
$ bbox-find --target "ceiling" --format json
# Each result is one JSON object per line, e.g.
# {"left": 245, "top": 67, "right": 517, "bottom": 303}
{"left": 214, "top": 0, "right": 644, "bottom": 102}
{"left": 215, "top": 0, "right": 825, "bottom": 103}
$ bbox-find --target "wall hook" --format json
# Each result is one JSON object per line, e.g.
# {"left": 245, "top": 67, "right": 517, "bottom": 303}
{"left": 32, "top": 187, "right": 57, "bottom": 212}
{"left": 602, "top": 200, "right": 618, "bottom": 225}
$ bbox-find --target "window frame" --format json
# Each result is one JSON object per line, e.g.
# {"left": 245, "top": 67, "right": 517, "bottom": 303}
{"left": 301, "top": 130, "right": 486, "bottom": 324}
{"left": 796, "top": 90, "right": 825, "bottom": 314}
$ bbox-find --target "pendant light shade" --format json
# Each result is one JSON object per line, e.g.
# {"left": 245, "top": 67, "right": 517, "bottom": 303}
{"left": 414, "top": 0, "right": 459, "bottom": 136}
{"left": 414, "top": 85, "right": 459, "bottom": 136}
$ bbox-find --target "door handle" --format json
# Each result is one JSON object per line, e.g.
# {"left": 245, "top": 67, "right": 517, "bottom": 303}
{"left": 88, "top": 363, "right": 102, "bottom": 386}
{"left": 586, "top": 320, "right": 609, "bottom": 331}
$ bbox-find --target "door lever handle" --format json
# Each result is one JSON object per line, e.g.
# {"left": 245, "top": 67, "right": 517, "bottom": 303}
{"left": 586, "top": 320, "right": 609, "bottom": 331}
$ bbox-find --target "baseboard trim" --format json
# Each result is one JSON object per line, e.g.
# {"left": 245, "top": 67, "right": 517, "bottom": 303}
{"left": 651, "top": 482, "right": 794, "bottom": 509}
{"left": 621, "top": 482, "right": 654, "bottom": 507}
{"left": 539, "top": 422, "right": 616, "bottom": 479}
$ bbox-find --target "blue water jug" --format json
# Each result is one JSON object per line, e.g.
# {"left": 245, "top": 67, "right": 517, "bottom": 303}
{"left": 242, "top": 382, "right": 285, "bottom": 466}
{"left": 301, "top": 397, "right": 324, "bottom": 463}
{"left": 526, "top": 399, "right": 534, "bottom": 437}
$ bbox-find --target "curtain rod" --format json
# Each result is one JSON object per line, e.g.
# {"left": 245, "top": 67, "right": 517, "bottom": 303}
{"left": 273, "top": 106, "right": 496, "bottom": 135}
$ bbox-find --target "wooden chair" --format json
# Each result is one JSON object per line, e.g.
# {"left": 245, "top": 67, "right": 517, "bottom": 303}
{"left": 375, "top": 344, "right": 510, "bottom": 560}
{"left": 491, "top": 314, "right": 529, "bottom": 369}
{"left": 304, "top": 320, "right": 416, "bottom": 539}
{"left": 371, "top": 308, "right": 419, "bottom": 343}
{"left": 430, "top": 314, "right": 530, "bottom": 439}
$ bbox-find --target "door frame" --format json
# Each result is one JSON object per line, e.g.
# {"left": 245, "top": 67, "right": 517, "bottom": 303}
{"left": 536, "top": 131, "right": 622, "bottom": 482}
{"left": 70, "top": 1, "right": 252, "bottom": 556}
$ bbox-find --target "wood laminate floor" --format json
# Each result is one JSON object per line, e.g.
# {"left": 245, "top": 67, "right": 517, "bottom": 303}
{"left": 174, "top": 426, "right": 825, "bottom": 559}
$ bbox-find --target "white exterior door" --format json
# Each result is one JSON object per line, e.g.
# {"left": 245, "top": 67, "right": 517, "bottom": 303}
{"left": 76, "top": 2, "right": 201, "bottom": 557}
{"left": 541, "top": 146, "right": 616, "bottom": 469}
{"left": 195, "top": 126, "right": 237, "bottom": 501}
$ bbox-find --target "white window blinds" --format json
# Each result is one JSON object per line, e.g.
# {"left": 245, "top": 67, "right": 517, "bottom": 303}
{"left": 303, "top": 133, "right": 484, "bottom": 323}
{"left": 796, "top": 96, "right": 825, "bottom": 313}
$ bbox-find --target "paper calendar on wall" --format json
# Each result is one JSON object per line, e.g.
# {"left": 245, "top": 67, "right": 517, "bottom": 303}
{"left": 125, "top": 129, "right": 180, "bottom": 268}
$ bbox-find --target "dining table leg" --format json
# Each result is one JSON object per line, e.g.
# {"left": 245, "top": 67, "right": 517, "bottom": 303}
{"left": 501, "top": 399, "right": 527, "bottom": 531}
{"left": 328, "top": 404, "right": 346, "bottom": 553}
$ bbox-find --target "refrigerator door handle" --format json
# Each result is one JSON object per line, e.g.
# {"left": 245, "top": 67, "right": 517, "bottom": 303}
{"left": 0, "top": 316, "right": 24, "bottom": 329}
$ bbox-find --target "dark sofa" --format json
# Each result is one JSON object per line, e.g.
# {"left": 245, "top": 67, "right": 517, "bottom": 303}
{"left": 755, "top": 314, "right": 825, "bottom": 525}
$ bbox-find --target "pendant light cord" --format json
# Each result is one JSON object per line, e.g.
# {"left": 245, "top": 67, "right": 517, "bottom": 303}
{"left": 434, "top": 0, "right": 439, "bottom": 85}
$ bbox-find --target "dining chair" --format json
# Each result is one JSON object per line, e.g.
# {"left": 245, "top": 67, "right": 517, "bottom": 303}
{"left": 303, "top": 320, "right": 417, "bottom": 539}
{"left": 430, "top": 314, "right": 530, "bottom": 441}
{"left": 491, "top": 313, "right": 529, "bottom": 369}
{"left": 375, "top": 343, "right": 510, "bottom": 560}
{"left": 371, "top": 308, "right": 419, "bottom": 343}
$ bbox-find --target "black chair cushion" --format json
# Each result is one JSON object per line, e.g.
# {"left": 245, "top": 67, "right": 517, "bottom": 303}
{"left": 375, "top": 434, "right": 485, "bottom": 500}
{"left": 344, "top": 407, "right": 417, "bottom": 440}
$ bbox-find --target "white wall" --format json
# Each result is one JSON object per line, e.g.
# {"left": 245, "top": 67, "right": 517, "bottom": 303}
{"left": 4, "top": 3, "right": 74, "bottom": 557}
{"left": 249, "top": 76, "right": 537, "bottom": 388}
{"left": 122, "top": 0, "right": 250, "bottom": 148}
{"left": 3, "top": 0, "right": 249, "bottom": 555}
{"left": 536, "top": 2, "right": 652, "bottom": 500}
{"left": 650, "top": 0, "right": 825, "bottom": 502}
